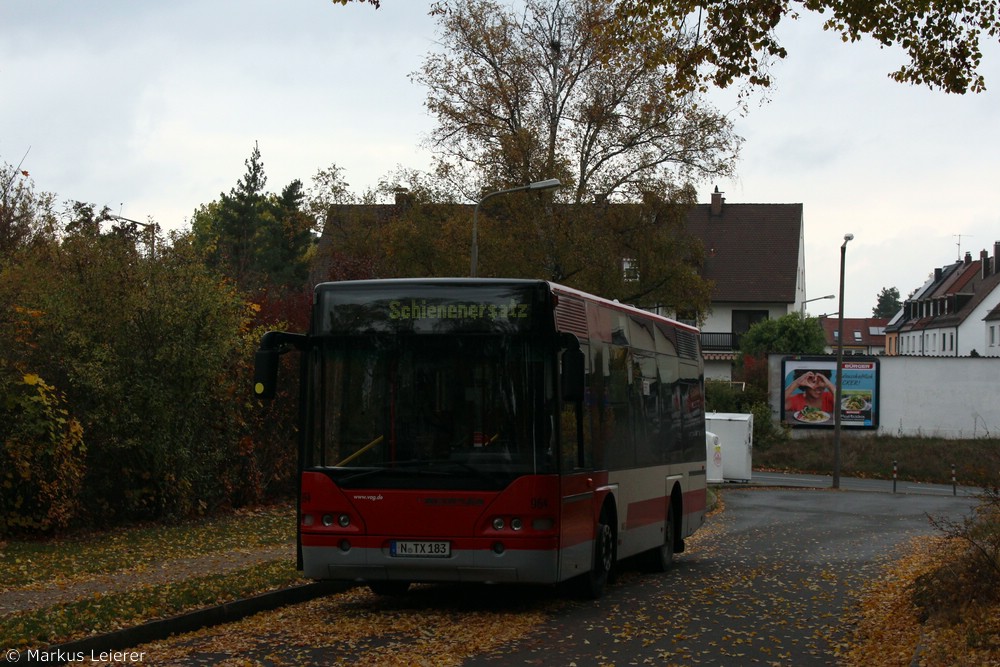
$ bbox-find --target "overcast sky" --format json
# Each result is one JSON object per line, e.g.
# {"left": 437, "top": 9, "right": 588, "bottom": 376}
{"left": 3, "top": 1, "right": 998, "bottom": 318}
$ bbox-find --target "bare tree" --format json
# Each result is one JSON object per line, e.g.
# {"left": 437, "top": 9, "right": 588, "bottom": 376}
{"left": 415, "top": 0, "right": 741, "bottom": 204}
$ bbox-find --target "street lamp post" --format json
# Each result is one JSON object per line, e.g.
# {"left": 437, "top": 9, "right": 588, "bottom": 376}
{"left": 471, "top": 178, "right": 562, "bottom": 277}
{"left": 800, "top": 294, "right": 835, "bottom": 316}
{"left": 832, "top": 233, "right": 854, "bottom": 489}
{"left": 109, "top": 215, "right": 158, "bottom": 258}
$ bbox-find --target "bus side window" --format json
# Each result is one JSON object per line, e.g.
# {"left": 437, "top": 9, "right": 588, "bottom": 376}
{"left": 561, "top": 346, "right": 585, "bottom": 402}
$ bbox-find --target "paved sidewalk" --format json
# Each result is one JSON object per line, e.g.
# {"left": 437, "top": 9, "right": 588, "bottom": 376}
{"left": 746, "top": 470, "right": 979, "bottom": 496}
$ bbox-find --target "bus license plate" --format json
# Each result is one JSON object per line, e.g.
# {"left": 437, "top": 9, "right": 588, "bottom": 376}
{"left": 390, "top": 540, "right": 450, "bottom": 558}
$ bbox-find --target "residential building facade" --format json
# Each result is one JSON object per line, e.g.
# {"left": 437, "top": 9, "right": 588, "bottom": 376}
{"left": 686, "top": 188, "right": 806, "bottom": 379}
{"left": 312, "top": 187, "right": 809, "bottom": 379}
{"left": 885, "top": 243, "right": 1000, "bottom": 357}
{"left": 817, "top": 317, "right": 888, "bottom": 355}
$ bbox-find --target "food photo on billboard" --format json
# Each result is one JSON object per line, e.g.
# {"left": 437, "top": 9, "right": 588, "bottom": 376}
{"left": 781, "top": 356, "right": 879, "bottom": 429}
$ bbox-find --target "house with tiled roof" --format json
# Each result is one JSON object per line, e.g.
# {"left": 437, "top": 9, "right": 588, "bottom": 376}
{"left": 312, "top": 187, "right": 808, "bottom": 379}
{"left": 885, "top": 244, "right": 1000, "bottom": 357}
{"left": 817, "top": 317, "right": 888, "bottom": 355}
{"left": 686, "top": 188, "right": 806, "bottom": 379}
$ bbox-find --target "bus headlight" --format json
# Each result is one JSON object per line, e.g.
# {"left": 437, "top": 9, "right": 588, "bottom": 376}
{"left": 338, "top": 513, "right": 351, "bottom": 527}
{"left": 492, "top": 517, "right": 505, "bottom": 531}
{"left": 322, "top": 514, "right": 335, "bottom": 527}
{"left": 510, "top": 518, "right": 524, "bottom": 531}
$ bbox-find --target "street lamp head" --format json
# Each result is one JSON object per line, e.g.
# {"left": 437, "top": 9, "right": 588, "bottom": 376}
{"left": 844, "top": 233, "right": 854, "bottom": 242}
{"left": 527, "top": 178, "right": 562, "bottom": 191}
{"left": 471, "top": 178, "right": 562, "bottom": 277}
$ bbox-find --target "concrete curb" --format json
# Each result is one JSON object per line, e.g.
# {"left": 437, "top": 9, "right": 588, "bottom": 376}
{"left": 7, "top": 581, "right": 349, "bottom": 666}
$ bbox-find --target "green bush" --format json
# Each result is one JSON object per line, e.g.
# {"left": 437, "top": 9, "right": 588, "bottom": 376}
{"left": 0, "top": 370, "right": 85, "bottom": 534}
{"left": 1, "top": 232, "right": 273, "bottom": 526}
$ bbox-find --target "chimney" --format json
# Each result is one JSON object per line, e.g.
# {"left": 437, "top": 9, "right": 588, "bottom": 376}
{"left": 710, "top": 186, "right": 724, "bottom": 216}
{"left": 982, "top": 249, "right": 991, "bottom": 279}
{"left": 994, "top": 240, "right": 1000, "bottom": 275}
{"left": 964, "top": 251, "right": 973, "bottom": 265}
{"left": 394, "top": 188, "right": 412, "bottom": 207}
{"left": 934, "top": 267, "right": 943, "bottom": 281}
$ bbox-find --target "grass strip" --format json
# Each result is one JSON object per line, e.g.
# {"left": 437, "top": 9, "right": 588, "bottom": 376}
{"left": 1, "top": 559, "right": 306, "bottom": 650}
{"left": 1, "top": 503, "right": 295, "bottom": 589}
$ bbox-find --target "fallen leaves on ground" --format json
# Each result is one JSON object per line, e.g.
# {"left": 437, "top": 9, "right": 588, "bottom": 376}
{"left": 844, "top": 534, "right": 1000, "bottom": 666}
{"left": 122, "top": 585, "right": 550, "bottom": 667}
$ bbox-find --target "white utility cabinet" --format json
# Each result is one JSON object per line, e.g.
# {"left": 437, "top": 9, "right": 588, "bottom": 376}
{"left": 706, "top": 412, "right": 753, "bottom": 482}
{"left": 705, "top": 431, "right": 724, "bottom": 484}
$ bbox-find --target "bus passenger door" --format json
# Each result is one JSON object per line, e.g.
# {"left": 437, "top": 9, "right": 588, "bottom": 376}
{"left": 558, "top": 472, "right": 596, "bottom": 580}
{"left": 557, "top": 358, "right": 594, "bottom": 580}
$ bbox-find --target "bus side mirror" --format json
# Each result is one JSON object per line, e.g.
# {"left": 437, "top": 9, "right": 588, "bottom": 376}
{"left": 253, "top": 330, "right": 308, "bottom": 400}
{"left": 254, "top": 349, "right": 279, "bottom": 400}
{"left": 561, "top": 346, "right": 585, "bottom": 403}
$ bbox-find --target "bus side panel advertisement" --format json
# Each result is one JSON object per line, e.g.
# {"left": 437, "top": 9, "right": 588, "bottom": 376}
{"left": 781, "top": 356, "right": 879, "bottom": 429}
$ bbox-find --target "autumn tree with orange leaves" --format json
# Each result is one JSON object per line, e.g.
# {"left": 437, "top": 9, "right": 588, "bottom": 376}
{"left": 388, "top": 0, "right": 731, "bottom": 313}
{"left": 337, "top": 0, "right": 999, "bottom": 95}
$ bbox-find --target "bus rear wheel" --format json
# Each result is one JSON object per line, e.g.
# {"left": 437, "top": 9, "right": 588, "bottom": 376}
{"left": 644, "top": 501, "right": 676, "bottom": 573}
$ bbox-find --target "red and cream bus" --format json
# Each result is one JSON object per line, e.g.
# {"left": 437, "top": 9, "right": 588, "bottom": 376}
{"left": 254, "top": 278, "right": 707, "bottom": 597}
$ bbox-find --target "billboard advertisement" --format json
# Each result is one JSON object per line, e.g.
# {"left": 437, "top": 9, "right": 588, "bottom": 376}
{"left": 781, "top": 356, "right": 879, "bottom": 429}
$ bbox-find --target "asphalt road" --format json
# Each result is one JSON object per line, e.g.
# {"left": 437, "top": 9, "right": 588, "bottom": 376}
{"left": 127, "top": 486, "right": 977, "bottom": 666}
{"left": 462, "top": 488, "right": 978, "bottom": 666}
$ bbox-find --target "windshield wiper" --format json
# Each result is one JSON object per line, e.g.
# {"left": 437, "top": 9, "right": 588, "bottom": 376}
{"left": 336, "top": 464, "right": 452, "bottom": 485}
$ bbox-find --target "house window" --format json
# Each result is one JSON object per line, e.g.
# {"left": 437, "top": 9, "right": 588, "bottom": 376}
{"left": 732, "top": 310, "right": 768, "bottom": 335}
{"left": 853, "top": 330, "right": 862, "bottom": 343}
{"left": 622, "top": 258, "right": 639, "bottom": 282}
{"left": 991, "top": 326, "right": 997, "bottom": 347}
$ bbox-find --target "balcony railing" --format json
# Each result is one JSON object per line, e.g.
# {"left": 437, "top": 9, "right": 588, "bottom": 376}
{"left": 701, "top": 331, "right": 741, "bottom": 352}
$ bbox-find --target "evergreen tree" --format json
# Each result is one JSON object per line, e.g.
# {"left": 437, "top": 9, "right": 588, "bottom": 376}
{"left": 190, "top": 143, "right": 313, "bottom": 292}
{"left": 872, "top": 286, "right": 901, "bottom": 319}
{"left": 217, "top": 142, "right": 268, "bottom": 289}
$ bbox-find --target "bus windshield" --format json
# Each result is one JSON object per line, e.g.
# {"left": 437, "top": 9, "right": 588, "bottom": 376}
{"left": 308, "top": 333, "right": 555, "bottom": 490}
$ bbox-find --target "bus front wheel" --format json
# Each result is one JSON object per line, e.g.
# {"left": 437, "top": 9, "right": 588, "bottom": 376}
{"left": 581, "top": 507, "right": 617, "bottom": 598}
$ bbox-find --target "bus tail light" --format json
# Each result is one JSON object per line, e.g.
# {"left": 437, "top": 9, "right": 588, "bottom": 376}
{"left": 490, "top": 516, "right": 534, "bottom": 532}
{"left": 309, "top": 513, "right": 352, "bottom": 529}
